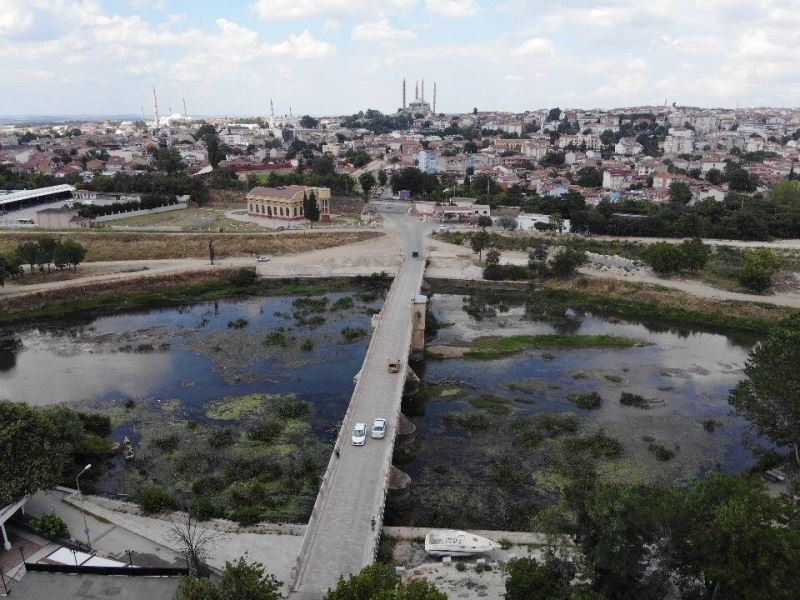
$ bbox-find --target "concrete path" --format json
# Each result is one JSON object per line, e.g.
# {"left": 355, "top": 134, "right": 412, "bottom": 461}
{"left": 291, "top": 212, "right": 427, "bottom": 598}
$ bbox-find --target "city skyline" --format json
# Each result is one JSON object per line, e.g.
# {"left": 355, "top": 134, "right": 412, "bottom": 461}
{"left": 1, "top": 0, "right": 799, "bottom": 117}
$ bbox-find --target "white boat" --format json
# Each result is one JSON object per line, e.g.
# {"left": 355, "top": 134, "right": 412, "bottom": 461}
{"left": 424, "top": 530, "right": 500, "bottom": 557}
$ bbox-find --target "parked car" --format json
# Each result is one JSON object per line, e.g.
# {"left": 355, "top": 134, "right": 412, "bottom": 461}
{"left": 256, "top": 255, "right": 271, "bottom": 262}
{"left": 371, "top": 418, "right": 386, "bottom": 439}
{"left": 352, "top": 422, "right": 367, "bottom": 446}
{"left": 438, "top": 224, "right": 450, "bottom": 233}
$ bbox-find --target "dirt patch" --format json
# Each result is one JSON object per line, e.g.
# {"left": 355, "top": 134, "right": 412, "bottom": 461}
{"left": 0, "top": 231, "right": 381, "bottom": 262}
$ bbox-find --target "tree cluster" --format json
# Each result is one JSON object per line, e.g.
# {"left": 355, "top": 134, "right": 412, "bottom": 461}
{"left": 11, "top": 237, "right": 87, "bottom": 277}
{"left": 75, "top": 193, "right": 180, "bottom": 218}
{"left": 87, "top": 172, "right": 208, "bottom": 205}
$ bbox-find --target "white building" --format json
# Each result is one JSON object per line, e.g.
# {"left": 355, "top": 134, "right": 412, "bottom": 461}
{"left": 418, "top": 150, "right": 438, "bottom": 174}
{"left": 602, "top": 168, "right": 632, "bottom": 190}
{"left": 517, "top": 212, "right": 571, "bottom": 233}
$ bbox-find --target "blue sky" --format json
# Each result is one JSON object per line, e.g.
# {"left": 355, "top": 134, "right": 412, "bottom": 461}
{"left": 1, "top": 0, "right": 798, "bottom": 116}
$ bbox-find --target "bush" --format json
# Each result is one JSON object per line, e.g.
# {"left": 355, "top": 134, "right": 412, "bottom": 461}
{"left": 341, "top": 326, "right": 367, "bottom": 342}
{"left": 565, "top": 431, "right": 623, "bottom": 459}
{"left": 536, "top": 413, "right": 580, "bottom": 436}
{"left": 77, "top": 412, "right": 112, "bottom": 437}
{"left": 31, "top": 513, "right": 69, "bottom": 541}
{"left": 139, "top": 484, "right": 178, "bottom": 514}
{"left": 648, "top": 442, "right": 676, "bottom": 461}
{"left": 620, "top": 392, "right": 650, "bottom": 409}
{"left": 483, "top": 264, "right": 534, "bottom": 281}
{"left": 208, "top": 428, "right": 235, "bottom": 449}
{"left": 300, "top": 339, "right": 314, "bottom": 351}
{"left": 248, "top": 419, "right": 285, "bottom": 444}
{"left": 568, "top": 392, "right": 603, "bottom": 410}
{"left": 738, "top": 248, "right": 780, "bottom": 292}
{"left": 548, "top": 248, "right": 586, "bottom": 277}
{"left": 643, "top": 242, "right": 687, "bottom": 274}
{"left": 681, "top": 237, "right": 710, "bottom": 270}
{"left": 228, "top": 267, "right": 258, "bottom": 287}
{"left": 227, "top": 318, "right": 249, "bottom": 329}
{"left": 264, "top": 329, "right": 292, "bottom": 347}
{"left": 702, "top": 418, "right": 722, "bottom": 432}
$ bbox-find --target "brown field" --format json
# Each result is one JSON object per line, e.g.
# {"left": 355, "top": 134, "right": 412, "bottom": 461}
{"left": 0, "top": 230, "right": 380, "bottom": 262}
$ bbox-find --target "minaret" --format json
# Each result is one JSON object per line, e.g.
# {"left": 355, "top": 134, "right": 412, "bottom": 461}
{"left": 402, "top": 78, "right": 406, "bottom": 110}
{"left": 140, "top": 105, "right": 145, "bottom": 123}
{"left": 421, "top": 78, "right": 425, "bottom": 102}
{"left": 433, "top": 82, "right": 437, "bottom": 114}
{"left": 415, "top": 80, "right": 419, "bottom": 100}
{"left": 152, "top": 85, "right": 160, "bottom": 129}
{"left": 183, "top": 97, "right": 187, "bottom": 118}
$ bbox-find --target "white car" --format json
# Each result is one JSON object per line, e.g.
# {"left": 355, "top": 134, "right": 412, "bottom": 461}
{"left": 256, "top": 255, "right": 270, "bottom": 262}
{"left": 438, "top": 225, "right": 450, "bottom": 233}
{"left": 352, "top": 422, "right": 367, "bottom": 446}
{"left": 371, "top": 418, "right": 386, "bottom": 439}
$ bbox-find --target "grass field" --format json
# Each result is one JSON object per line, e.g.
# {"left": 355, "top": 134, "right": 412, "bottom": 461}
{"left": 463, "top": 334, "right": 648, "bottom": 359}
{"left": 0, "top": 230, "right": 380, "bottom": 262}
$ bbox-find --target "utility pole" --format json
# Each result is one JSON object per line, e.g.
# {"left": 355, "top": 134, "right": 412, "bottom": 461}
{"left": 433, "top": 82, "right": 437, "bottom": 114}
{"left": 76, "top": 464, "right": 92, "bottom": 548}
{"left": 402, "top": 78, "right": 406, "bottom": 110}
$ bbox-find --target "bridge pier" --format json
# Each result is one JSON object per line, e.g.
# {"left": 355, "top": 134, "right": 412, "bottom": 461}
{"left": 387, "top": 465, "right": 412, "bottom": 503}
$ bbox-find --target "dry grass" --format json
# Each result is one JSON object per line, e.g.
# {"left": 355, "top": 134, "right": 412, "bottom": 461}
{"left": 540, "top": 276, "right": 795, "bottom": 326}
{"left": 0, "top": 269, "right": 227, "bottom": 312}
{"left": 0, "top": 231, "right": 380, "bottom": 262}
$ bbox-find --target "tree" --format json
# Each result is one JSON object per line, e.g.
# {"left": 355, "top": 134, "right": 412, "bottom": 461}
{"left": 325, "top": 564, "right": 445, "bottom": 600}
{"left": 599, "top": 129, "right": 616, "bottom": 146}
{"left": 668, "top": 181, "right": 693, "bottom": 205}
{"left": 679, "top": 237, "right": 709, "bottom": 271}
{"left": 642, "top": 242, "right": 687, "bottom": 275}
{"left": 496, "top": 217, "right": 518, "bottom": 231}
{"left": 485, "top": 247, "right": 500, "bottom": 266}
{"left": 17, "top": 241, "right": 40, "bottom": 273}
{"left": 154, "top": 147, "right": 186, "bottom": 175}
{"left": 476, "top": 215, "right": 493, "bottom": 229}
{"left": 730, "top": 314, "right": 800, "bottom": 464}
{"left": 505, "top": 554, "right": 578, "bottom": 600}
{"left": 738, "top": 247, "right": 780, "bottom": 292}
{"left": 178, "top": 557, "right": 282, "bottom": 600}
{"left": 58, "top": 240, "right": 88, "bottom": 271}
{"left": 470, "top": 231, "right": 490, "bottom": 260}
{"left": 204, "top": 133, "right": 222, "bottom": 169}
{"left": 548, "top": 107, "right": 562, "bottom": 122}
{"left": 549, "top": 248, "right": 586, "bottom": 277}
{"left": 0, "top": 253, "right": 22, "bottom": 286}
{"left": 548, "top": 212, "right": 565, "bottom": 233}
{"left": 577, "top": 167, "right": 603, "bottom": 188}
{"left": 0, "top": 400, "right": 67, "bottom": 506}
{"left": 299, "top": 115, "right": 319, "bottom": 129}
{"left": 194, "top": 124, "right": 216, "bottom": 141}
{"left": 167, "top": 510, "right": 221, "bottom": 577}
{"left": 377, "top": 170, "right": 387, "bottom": 186}
{"left": 705, "top": 168, "right": 724, "bottom": 185}
{"left": 463, "top": 141, "right": 478, "bottom": 154}
{"left": 667, "top": 474, "right": 800, "bottom": 599}
{"left": 305, "top": 190, "right": 320, "bottom": 223}
{"left": 768, "top": 180, "right": 800, "bottom": 206}
{"left": 358, "top": 172, "right": 376, "bottom": 200}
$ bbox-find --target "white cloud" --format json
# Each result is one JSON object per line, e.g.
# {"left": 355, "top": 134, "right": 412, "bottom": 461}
{"left": 0, "top": 1, "right": 35, "bottom": 36}
{"left": 425, "top": 0, "right": 480, "bottom": 17}
{"left": 251, "top": 0, "right": 418, "bottom": 20}
{"left": 323, "top": 19, "right": 340, "bottom": 33}
{"left": 511, "top": 37, "right": 554, "bottom": 57}
{"left": 505, "top": 74, "right": 525, "bottom": 81}
{"left": 352, "top": 19, "right": 416, "bottom": 43}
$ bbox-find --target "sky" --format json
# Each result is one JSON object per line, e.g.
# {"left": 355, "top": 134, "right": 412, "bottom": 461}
{"left": 1, "top": 0, "right": 799, "bottom": 117}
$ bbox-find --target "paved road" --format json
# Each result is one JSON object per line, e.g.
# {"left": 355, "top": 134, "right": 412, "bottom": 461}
{"left": 291, "top": 211, "right": 427, "bottom": 598}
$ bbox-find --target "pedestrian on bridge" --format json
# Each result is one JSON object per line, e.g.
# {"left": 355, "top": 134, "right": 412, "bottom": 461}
{"left": 371, "top": 516, "right": 376, "bottom": 530}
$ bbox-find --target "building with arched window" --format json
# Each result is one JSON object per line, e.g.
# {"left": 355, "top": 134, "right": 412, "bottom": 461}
{"left": 246, "top": 185, "right": 331, "bottom": 223}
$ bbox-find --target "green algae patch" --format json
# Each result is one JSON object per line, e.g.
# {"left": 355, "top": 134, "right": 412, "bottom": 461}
{"left": 463, "top": 334, "right": 650, "bottom": 359}
{"left": 205, "top": 393, "right": 296, "bottom": 420}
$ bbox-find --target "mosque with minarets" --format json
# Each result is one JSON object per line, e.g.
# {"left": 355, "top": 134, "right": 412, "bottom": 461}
{"left": 398, "top": 77, "right": 437, "bottom": 117}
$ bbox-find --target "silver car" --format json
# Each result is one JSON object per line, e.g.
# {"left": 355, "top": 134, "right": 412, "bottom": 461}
{"left": 352, "top": 422, "right": 367, "bottom": 446}
{"left": 371, "top": 418, "right": 386, "bottom": 439}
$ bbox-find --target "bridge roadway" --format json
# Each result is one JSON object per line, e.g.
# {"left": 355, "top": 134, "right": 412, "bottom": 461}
{"left": 291, "top": 212, "right": 427, "bottom": 598}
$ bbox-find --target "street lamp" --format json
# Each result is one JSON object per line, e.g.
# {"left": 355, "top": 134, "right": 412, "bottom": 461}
{"left": 76, "top": 464, "right": 91, "bottom": 548}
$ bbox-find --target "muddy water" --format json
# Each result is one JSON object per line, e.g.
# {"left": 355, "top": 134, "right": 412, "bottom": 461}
{"left": 0, "top": 293, "right": 379, "bottom": 426}
{"left": 387, "top": 292, "right": 763, "bottom": 530}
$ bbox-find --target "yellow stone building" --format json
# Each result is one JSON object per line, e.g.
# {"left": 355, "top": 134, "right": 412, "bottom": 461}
{"left": 246, "top": 185, "right": 331, "bottom": 223}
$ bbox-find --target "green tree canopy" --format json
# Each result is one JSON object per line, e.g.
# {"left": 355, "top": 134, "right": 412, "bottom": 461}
{"left": 299, "top": 115, "right": 319, "bottom": 129}
{"left": 730, "top": 314, "right": 800, "bottom": 464}
{"left": 668, "top": 181, "right": 693, "bottom": 205}
{"left": 325, "top": 564, "right": 445, "bottom": 600}
{"left": 359, "top": 172, "right": 376, "bottom": 199}
{"left": 642, "top": 242, "right": 687, "bottom": 274}
{"left": 178, "top": 557, "right": 282, "bottom": 600}
{"left": 0, "top": 401, "right": 68, "bottom": 506}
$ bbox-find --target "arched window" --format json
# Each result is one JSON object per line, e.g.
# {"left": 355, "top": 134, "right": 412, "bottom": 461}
{"left": 267, "top": 205, "right": 272, "bottom": 216}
